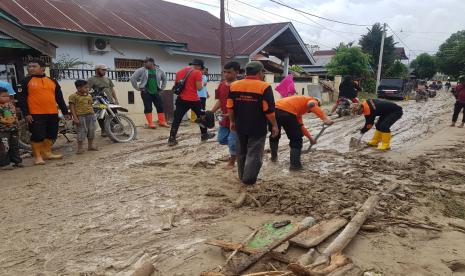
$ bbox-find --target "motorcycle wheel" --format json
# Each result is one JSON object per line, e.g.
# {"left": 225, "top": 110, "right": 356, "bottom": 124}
{"left": 18, "top": 119, "right": 32, "bottom": 150}
{"left": 104, "top": 114, "right": 137, "bottom": 143}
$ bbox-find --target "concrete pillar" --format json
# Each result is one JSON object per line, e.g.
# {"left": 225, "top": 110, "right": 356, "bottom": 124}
{"left": 312, "top": 75, "right": 319, "bottom": 84}
{"left": 334, "top": 75, "right": 342, "bottom": 92}
{"left": 334, "top": 75, "right": 342, "bottom": 101}
{"left": 264, "top": 73, "right": 275, "bottom": 83}
{"left": 283, "top": 56, "right": 289, "bottom": 76}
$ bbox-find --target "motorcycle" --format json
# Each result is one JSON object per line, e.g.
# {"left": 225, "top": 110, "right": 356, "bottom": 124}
{"left": 17, "top": 110, "right": 75, "bottom": 150}
{"left": 427, "top": 89, "right": 437, "bottom": 98}
{"left": 335, "top": 97, "right": 353, "bottom": 117}
{"left": 415, "top": 89, "right": 428, "bottom": 102}
{"left": 91, "top": 89, "right": 137, "bottom": 143}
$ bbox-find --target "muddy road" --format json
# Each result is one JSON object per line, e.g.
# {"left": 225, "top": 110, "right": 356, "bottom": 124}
{"left": 1, "top": 91, "right": 465, "bottom": 276}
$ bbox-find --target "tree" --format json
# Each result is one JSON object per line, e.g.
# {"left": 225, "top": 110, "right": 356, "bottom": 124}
{"left": 50, "top": 54, "right": 92, "bottom": 70}
{"left": 359, "top": 23, "right": 396, "bottom": 77}
{"left": 289, "top": 64, "right": 304, "bottom": 73}
{"left": 326, "top": 45, "right": 371, "bottom": 77}
{"left": 385, "top": 60, "right": 409, "bottom": 78}
{"left": 410, "top": 53, "right": 437, "bottom": 79}
{"left": 436, "top": 30, "right": 465, "bottom": 78}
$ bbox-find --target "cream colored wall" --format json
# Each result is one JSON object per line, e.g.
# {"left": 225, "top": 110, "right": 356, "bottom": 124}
{"left": 59, "top": 77, "right": 334, "bottom": 125}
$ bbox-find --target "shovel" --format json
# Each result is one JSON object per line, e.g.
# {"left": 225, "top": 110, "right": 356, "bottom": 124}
{"left": 349, "top": 133, "right": 365, "bottom": 150}
{"left": 303, "top": 124, "right": 329, "bottom": 154}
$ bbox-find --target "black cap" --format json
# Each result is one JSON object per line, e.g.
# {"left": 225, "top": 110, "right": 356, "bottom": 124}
{"left": 189, "top": 59, "right": 205, "bottom": 68}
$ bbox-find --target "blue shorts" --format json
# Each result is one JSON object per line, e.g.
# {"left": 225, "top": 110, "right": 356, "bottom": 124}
{"left": 217, "top": 125, "right": 236, "bottom": 155}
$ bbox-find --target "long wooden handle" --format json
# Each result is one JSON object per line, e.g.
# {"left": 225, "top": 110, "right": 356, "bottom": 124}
{"left": 305, "top": 124, "right": 328, "bottom": 153}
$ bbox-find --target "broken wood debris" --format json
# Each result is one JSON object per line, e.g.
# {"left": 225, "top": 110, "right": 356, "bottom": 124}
{"left": 224, "top": 229, "right": 258, "bottom": 266}
{"left": 234, "top": 217, "right": 316, "bottom": 274}
{"left": 290, "top": 218, "right": 348, "bottom": 249}
{"left": 203, "top": 183, "right": 402, "bottom": 275}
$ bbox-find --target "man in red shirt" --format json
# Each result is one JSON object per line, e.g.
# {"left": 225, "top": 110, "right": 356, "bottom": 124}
{"left": 452, "top": 76, "right": 465, "bottom": 128}
{"left": 211, "top": 61, "right": 240, "bottom": 169}
{"left": 168, "top": 59, "right": 215, "bottom": 146}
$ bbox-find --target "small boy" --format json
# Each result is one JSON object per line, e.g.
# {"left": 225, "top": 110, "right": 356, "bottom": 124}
{"left": 210, "top": 61, "right": 240, "bottom": 169}
{"left": 69, "top": 80, "right": 98, "bottom": 154}
{"left": 0, "top": 87, "right": 22, "bottom": 169}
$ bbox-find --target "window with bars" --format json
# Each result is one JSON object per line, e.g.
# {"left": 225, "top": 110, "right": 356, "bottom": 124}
{"left": 114, "top": 58, "right": 144, "bottom": 70}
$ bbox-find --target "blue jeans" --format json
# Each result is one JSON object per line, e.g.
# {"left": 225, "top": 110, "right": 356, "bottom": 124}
{"left": 217, "top": 126, "right": 236, "bottom": 155}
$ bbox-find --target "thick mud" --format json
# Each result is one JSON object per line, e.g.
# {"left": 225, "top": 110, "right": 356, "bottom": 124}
{"left": 1, "top": 91, "right": 465, "bottom": 275}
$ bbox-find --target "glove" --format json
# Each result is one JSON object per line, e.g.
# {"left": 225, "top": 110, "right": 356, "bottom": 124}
{"left": 360, "top": 128, "right": 368, "bottom": 134}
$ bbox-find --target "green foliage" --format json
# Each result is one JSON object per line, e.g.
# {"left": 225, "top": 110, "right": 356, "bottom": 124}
{"left": 51, "top": 54, "right": 92, "bottom": 70}
{"left": 289, "top": 64, "right": 304, "bottom": 73}
{"left": 361, "top": 77, "right": 376, "bottom": 93}
{"left": 385, "top": 60, "right": 409, "bottom": 78}
{"left": 326, "top": 45, "right": 371, "bottom": 78}
{"left": 410, "top": 53, "right": 437, "bottom": 79}
{"left": 359, "top": 23, "right": 396, "bottom": 77}
{"left": 436, "top": 30, "right": 465, "bottom": 78}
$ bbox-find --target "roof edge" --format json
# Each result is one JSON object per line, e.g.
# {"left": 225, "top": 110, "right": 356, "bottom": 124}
{"left": 28, "top": 26, "right": 187, "bottom": 48}
{"left": 0, "top": 10, "right": 57, "bottom": 56}
{"left": 164, "top": 47, "right": 220, "bottom": 58}
{"left": 248, "top": 22, "right": 315, "bottom": 65}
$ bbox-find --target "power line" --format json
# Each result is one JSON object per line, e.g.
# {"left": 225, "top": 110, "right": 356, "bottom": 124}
{"left": 226, "top": 0, "right": 236, "bottom": 57}
{"left": 234, "top": 0, "right": 327, "bottom": 30}
{"left": 172, "top": 0, "right": 338, "bottom": 49}
{"left": 173, "top": 0, "right": 270, "bottom": 24}
{"left": 233, "top": 0, "right": 337, "bottom": 48}
{"left": 269, "top": 0, "right": 357, "bottom": 41}
{"left": 269, "top": 0, "right": 371, "bottom": 27}
{"left": 399, "top": 30, "right": 454, "bottom": 35}
{"left": 387, "top": 24, "right": 412, "bottom": 52}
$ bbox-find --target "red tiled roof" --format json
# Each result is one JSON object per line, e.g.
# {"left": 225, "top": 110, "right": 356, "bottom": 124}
{"left": 395, "top": 47, "right": 408, "bottom": 60}
{"left": 313, "top": 50, "right": 336, "bottom": 56}
{"left": 225, "top": 22, "right": 289, "bottom": 57}
{"left": 0, "top": 0, "right": 293, "bottom": 57}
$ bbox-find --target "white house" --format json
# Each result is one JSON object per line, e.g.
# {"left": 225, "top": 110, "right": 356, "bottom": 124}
{"left": 0, "top": 0, "right": 315, "bottom": 78}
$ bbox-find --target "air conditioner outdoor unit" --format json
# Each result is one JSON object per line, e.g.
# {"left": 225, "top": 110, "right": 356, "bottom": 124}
{"left": 89, "top": 38, "right": 111, "bottom": 52}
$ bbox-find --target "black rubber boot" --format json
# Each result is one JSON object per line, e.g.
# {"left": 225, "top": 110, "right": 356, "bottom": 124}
{"left": 201, "top": 132, "right": 215, "bottom": 141}
{"left": 289, "top": 147, "right": 303, "bottom": 171}
{"left": 168, "top": 137, "right": 178, "bottom": 146}
{"left": 270, "top": 141, "right": 279, "bottom": 162}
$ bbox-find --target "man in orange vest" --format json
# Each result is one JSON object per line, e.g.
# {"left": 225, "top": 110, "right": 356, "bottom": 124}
{"left": 351, "top": 99, "right": 403, "bottom": 150}
{"left": 270, "top": 95, "right": 333, "bottom": 170}
{"left": 227, "top": 61, "right": 279, "bottom": 185}
{"left": 17, "top": 60, "right": 70, "bottom": 165}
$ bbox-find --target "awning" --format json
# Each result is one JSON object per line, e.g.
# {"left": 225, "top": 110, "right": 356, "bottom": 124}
{"left": 0, "top": 33, "right": 30, "bottom": 49}
{"left": 248, "top": 23, "right": 315, "bottom": 65}
{"left": 0, "top": 11, "right": 56, "bottom": 57}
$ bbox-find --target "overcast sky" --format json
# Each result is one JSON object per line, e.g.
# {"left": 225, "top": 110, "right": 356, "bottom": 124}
{"left": 165, "top": 0, "right": 464, "bottom": 60}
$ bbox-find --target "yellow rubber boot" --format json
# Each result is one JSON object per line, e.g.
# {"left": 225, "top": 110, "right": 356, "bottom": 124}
{"left": 378, "top": 132, "right": 392, "bottom": 150}
{"left": 42, "top": 139, "right": 63, "bottom": 160}
{"left": 31, "top": 142, "right": 45, "bottom": 165}
{"left": 367, "top": 130, "right": 382, "bottom": 147}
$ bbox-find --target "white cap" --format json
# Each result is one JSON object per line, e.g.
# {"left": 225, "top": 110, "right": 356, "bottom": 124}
{"left": 95, "top": 64, "right": 109, "bottom": 70}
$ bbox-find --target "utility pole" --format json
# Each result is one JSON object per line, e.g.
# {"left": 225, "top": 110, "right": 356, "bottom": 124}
{"left": 375, "top": 23, "right": 386, "bottom": 93}
{"left": 220, "top": 0, "right": 226, "bottom": 70}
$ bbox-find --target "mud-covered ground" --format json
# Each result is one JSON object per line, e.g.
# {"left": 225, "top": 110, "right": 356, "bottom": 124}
{"left": 1, "top": 91, "right": 465, "bottom": 276}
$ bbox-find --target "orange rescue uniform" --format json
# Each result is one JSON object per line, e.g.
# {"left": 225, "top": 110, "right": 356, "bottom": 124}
{"left": 275, "top": 96, "right": 327, "bottom": 138}
{"left": 18, "top": 75, "right": 68, "bottom": 116}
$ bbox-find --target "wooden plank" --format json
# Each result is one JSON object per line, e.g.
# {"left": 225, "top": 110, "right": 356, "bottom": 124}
{"left": 206, "top": 240, "right": 259, "bottom": 254}
{"left": 234, "top": 217, "right": 316, "bottom": 274}
{"left": 290, "top": 218, "right": 348, "bottom": 249}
